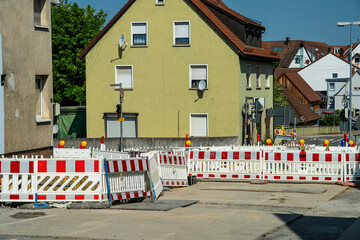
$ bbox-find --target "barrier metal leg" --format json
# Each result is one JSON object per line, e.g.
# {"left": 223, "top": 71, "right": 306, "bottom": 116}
{"left": 104, "top": 158, "right": 112, "bottom": 207}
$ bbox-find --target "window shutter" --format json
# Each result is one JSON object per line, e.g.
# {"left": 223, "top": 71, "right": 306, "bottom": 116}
{"left": 116, "top": 66, "right": 132, "bottom": 88}
{"left": 175, "top": 22, "right": 189, "bottom": 38}
{"left": 132, "top": 23, "right": 146, "bottom": 34}
{"left": 191, "top": 66, "right": 207, "bottom": 80}
{"left": 191, "top": 114, "right": 207, "bottom": 137}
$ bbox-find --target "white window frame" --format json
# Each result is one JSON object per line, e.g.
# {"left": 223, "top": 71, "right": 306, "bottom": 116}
{"left": 355, "top": 57, "right": 360, "bottom": 63}
{"left": 246, "top": 64, "right": 252, "bottom": 88}
{"left": 35, "top": 76, "right": 44, "bottom": 118}
{"left": 189, "top": 64, "right": 208, "bottom": 89}
{"left": 332, "top": 73, "right": 338, "bottom": 78}
{"left": 190, "top": 113, "right": 209, "bottom": 137}
{"left": 173, "top": 21, "right": 190, "bottom": 45}
{"left": 156, "top": 0, "right": 165, "bottom": 5}
{"left": 131, "top": 22, "right": 148, "bottom": 46}
{"left": 329, "top": 83, "right": 335, "bottom": 91}
{"left": 115, "top": 65, "right": 133, "bottom": 89}
{"left": 256, "top": 66, "right": 261, "bottom": 88}
{"left": 265, "top": 66, "right": 271, "bottom": 88}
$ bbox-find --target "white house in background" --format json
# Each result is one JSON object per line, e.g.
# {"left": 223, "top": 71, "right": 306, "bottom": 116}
{"left": 298, "top": 53, "right": 358, "bottom": 91}
{"left": 344, "top": 43, "right": 360, "bottom": 68}
{"left": 326, "top": 71, "right": 360, "bottom": 110}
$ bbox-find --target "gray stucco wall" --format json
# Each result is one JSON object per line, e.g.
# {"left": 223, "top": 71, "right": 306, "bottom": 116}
{"left": 0, "top": 0, "right": 53, "bottom": 154}
{"left": 54, "top": 137, "right": 239, "bottom": 150}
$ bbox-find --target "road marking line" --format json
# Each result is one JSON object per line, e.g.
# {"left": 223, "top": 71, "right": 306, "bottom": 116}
{"left": 0, "top": 214, "right": 55, "bottom": 228}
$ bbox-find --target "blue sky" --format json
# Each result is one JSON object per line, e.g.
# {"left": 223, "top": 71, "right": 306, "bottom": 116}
{"left": 69, "top": 0, "right": 360, "bottom": 46}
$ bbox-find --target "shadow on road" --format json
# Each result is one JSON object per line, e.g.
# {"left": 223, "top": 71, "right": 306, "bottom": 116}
{"left": 262, "top": 214, "right": 356, "bottom": 240}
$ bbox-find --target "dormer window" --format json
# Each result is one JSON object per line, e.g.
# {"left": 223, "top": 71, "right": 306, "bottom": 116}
{"left": 156, "top": 0, "right": 165, "bottom": 5}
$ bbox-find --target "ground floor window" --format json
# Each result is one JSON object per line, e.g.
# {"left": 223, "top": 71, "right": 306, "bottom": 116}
{"left": 190, "top": 113, "right": 208, "bottom": 137}
{"left": 104, "top": 113, "right": 138, "bottom": 138}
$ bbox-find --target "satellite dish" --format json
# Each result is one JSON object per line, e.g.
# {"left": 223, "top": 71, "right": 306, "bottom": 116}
{"left": 119, "top": 34, "right": 125, "bottom": 48}
{"left": 198, "top": 80, "right": 206, "bottom": 91}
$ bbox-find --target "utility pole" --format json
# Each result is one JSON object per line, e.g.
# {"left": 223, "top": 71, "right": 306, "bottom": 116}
{"left": 110, "top": 83, "right": 125, "bottom": 152}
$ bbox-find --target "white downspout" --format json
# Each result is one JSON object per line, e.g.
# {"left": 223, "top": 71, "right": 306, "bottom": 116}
{"left": 0, "top": 23, "right": 4, "bottom": 154}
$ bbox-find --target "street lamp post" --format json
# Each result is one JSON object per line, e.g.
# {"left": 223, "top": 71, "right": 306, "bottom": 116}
{"left": 337, "top": 21, "right": 360, "bottom": 141}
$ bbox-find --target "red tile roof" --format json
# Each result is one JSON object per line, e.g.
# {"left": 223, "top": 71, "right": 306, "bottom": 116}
{"left": 79, "top": 0, "right": 279, "bottom": 61}
{"left": 79, "top": 0, "right": 135, "bottom": 59}
{"left": 265, "top": 39, "right": 330, "bottom": 68}
{"left": 282, "top": 88, "right": 321, "bottom": 123}
{"left": 283, "top": 72, "right": 321, "bottom": 103}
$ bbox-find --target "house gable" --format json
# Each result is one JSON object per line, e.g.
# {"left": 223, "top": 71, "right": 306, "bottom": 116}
{"left": 298, "top": 54, "right": 354, "bottom": 91}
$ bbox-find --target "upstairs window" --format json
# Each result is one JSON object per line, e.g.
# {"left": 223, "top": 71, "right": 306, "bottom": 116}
{"left": 131, "top": 22, "right": 147, "bottom": 46}
{"left": 190, "top": 65, "right": 207, "bottom": 89}
{"left": 174, "top": 21, "right": 190, "bottom": 45}
{"left": 355, "top": 57, "right": 360, "bottom": 63}
{"left": 115, "top": 66, "right": 133, "bottom": 89}
{"left": 246, "top": 65, "right": 251, "bottom": 88}
{"left": 256, "top": 66, "right": 261, "bottom": 88}
{"left": 265, "top": 66, "right": 271, "bottom": 88}
{"left": 35, "top": 77, "right": 44, "bottom": 118}
{"left": 156, "top": 0, "right": 165, "bottom": 5}
{"left": 295, "top": 56, "right": 301, "bottom": 64}
{"left": 332, "top": 73, "right": 338, "bottom": 78}
{"left": 329, "top": 83, "right": 335, "bottom": 91}
{"left": 34, "top": 0, "right": 47, "bottom": 27}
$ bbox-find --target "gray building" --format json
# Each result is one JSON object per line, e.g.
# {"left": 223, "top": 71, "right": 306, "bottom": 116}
{"left": 326, "top": 71, "right": 360, "bottom": 111}
{"left": 0, "top": 0, "right": 57, "bottom": 156}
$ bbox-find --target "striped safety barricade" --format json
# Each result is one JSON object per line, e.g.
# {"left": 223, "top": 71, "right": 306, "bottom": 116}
{"left": 264, "top": 151, "right": 343, "bottom": 182}
{"left": 344, "top": 153, "right": 360, "bottom": 181}
{"left": 0, "top": 156, "right": 154, "bottom": 203}
{"left": 36, "top": 158, "right": 102, "bottom": 202}
{"left": 0, "top": 156, "right": 36, "bottom": 202}
{"left": 53, "top": 148, "right": 91, "bottom": 158}
{"left": 103, "top": 158, "right": 153, "bottom": 201}
{"left": 188, "top": 150, "right": 262, "bottom": 180}
{"left": 158, "top": 153, "right": 188, "bottom": 187}
{"left": 140, "top": 152, "right": 163, "bottom": 199}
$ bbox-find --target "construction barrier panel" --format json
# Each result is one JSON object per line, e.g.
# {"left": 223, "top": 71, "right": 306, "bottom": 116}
{"left": 0, "top": 156, "right": 36, "bottom": 202}
{"left": 0, "top": 156, "right": 153, "bottom": 203}
{"left": 141, "top": 152, "right": 163, "bottom": 199}
{"left": 36, "top": 158, "right": 102, "bottom": 202}
{"left": 188, "top": 150, "right": 262, "bottom": 180}
{"left": 158, "top": 153, "right": 188, "bottom": 187}
{"left": 345, "top": 153, "right": 360, "bottom": 181}
{"left": 264, "top": 151, "right": 343, "bottom": 182}
{"left": 53, "top": 148, "right": 91, "bottom": 158}
{"left": 102, "top": 157, "right": 153, "bottom": 201}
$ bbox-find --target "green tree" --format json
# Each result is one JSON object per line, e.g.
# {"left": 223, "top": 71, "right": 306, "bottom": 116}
{"left": 52, "top": 0, "right": 107, "bottom": 106}
{"left": 274, "top": 82, "right": 288, "bottom": 106}
{"left": 273, "top": 62, "right": 288, "bottom": 106}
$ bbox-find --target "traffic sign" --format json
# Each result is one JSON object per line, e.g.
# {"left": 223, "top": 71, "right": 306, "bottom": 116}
{"left": 117, "top": 114, "right": 125, "bottom": 122}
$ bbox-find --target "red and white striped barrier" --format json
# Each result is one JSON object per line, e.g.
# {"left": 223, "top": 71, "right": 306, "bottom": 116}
{"left": 263, "top": 151, "right": 343, "bottom": 182}
{"left": 103, "top": 158, "right": 153, "bottom": 201}
{"left": 188, "top": 151, "right": 261, "bottom": 180}
{"left": 0, "top": 156, "right": 154, "bottom": 203}
{"left": 345, "top": 153, "right": 360, "bottom": 181}
{"left": 0, "top": 157, "right": 36, "bottom": 202}
{"left": 158, "top": 153, "right": 188, "bottom": 187}
{"left": 141, "top": 152, "right": 163, "bottom": 199}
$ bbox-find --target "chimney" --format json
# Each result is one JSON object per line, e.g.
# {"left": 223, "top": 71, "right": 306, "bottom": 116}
{"left": 285, "top": 37, "right": 290, "bottom": 46}
{"left": 340, "top": 47, "right": 344, "bottom": 58}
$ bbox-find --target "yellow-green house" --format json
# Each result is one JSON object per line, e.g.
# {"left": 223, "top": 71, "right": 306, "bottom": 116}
{"left": 79, "top": 0, "right": 279, "bottom": 144}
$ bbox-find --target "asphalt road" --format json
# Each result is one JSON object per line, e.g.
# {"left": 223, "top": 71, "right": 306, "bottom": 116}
{"left": 1, "top": 183, "right": 360, "bottom": 240}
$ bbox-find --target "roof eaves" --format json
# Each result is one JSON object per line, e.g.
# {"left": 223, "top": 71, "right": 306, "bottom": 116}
{"left": 78, "top": 0, "right": 136, "bottom": 60}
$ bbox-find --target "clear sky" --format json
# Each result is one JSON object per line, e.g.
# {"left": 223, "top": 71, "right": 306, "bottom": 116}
{"left": 69, "top": 0, "right": 360, "bottom": 46}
